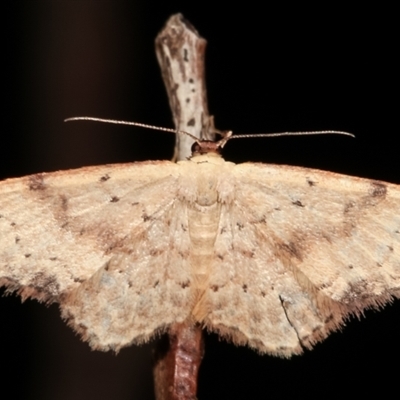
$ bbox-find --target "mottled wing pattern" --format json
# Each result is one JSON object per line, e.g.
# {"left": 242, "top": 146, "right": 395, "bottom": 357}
{"left": 2, "top": 155, "right": 400, "bottom": 356}
{"left": 204, "top": 163, "right": 400, "bottom": 356}
{"left": 0, "top": 161, "right": 193, "bottom": 350}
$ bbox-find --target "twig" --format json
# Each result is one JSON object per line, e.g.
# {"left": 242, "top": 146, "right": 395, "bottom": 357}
{"left": 152, "top": 14, "right": 213, "bottom": 399}
{"left": 153, "top": 322, "right": 204, "bottom": 400}
{"left": 155, "top": 13, "right": 215, "bottom": 161}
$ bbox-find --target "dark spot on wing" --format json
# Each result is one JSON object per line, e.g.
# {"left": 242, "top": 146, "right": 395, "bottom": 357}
{"left": 24, "top": 254, "right": 31, "bottom": 258}
{"left": 236, "top": 222, "right": 244, "bottom": 230}
{"left": 183, "top": 48, "right": 189, "bottom": 62}
{"left": 307, "top": 178, "right": 316, "bottom": 186}
{"left": 189, "top": 78, "right": 194, "bottom": 83}
{"left": 187, "top": 118, "right": 195, "bottom": 126}
{"left": 142, "top": 213, "right": 151, "bottom": 222}
{"left": 254, "top": 215, "right": 266, "bottom": 224}
{"left": 344, "top": 201, "right": 356, "bottom": 214}
{"left": 49, "top": 257, "right": 57, "bottom": 261}
{"left": 242, "top": 284, "right": 248, "bottom": 293}
{"left": 369, "top": 182, "right": 387, "bottom": 198}
{"left": 31, "top": 272, "right": 60, "bottom": 296}
{"left": 104, "top": 237, "right": 131, "bottom": 255}
{"left": 100, "top": 174, "right": 110, "bottom": 182}
{"left": 211, "top": 285, "right": 219, "bottom": 292}
{"left": 60, "top": 194, "right": 68, "bottom": 211}
{"left": 153, "top": 280, "right": 159, "bottom": 288}
{"left": 240, "top": 249, "right": 255, "bottom": 258}
{"left": 28, "top": 174, "right": 45, "bottom": 191}
{"left": 15, "top": 236, "right": 20, "bottom": 243}
{"left": 388, "top": 245, "right": 394, "bottom": 252}
{"left": 110, "top": 196, "right": 120, "bottom": 203}
{"left": 292, "top": 200, "right": 305, "bottom": 207}
{"left": 217, "top": 254, "right": 224, "bottom": 260}
{"left": 324, "top": 314, "right": 334, "bottom": 323}
{"left": 150, "top": 249, "right": 163, "bottom": 257}
{"left": 180, "top": 281, "right": 190, "bottom": 289}
{"left": 10, "top": 222, "right": 16, "bottom": 227}
{"left": 278, "top": 241, "right": 303, "bottom": 261}
{"left": 342, "top": 280, "right": 369, "bottom": 303}
{"left": 318, "top": 282, "right": 331, "bottom": 289}
{"left": 348, "top": 264, "right": 354, "bottom": 269}
{"left": 186, "top": 98, "right": 190, "bottom": 103}
{"left": 261, "top": 291, "right": 266, "bottom": 297}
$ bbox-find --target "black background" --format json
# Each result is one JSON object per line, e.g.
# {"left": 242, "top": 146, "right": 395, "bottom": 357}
{"left": 2, "top": 2, "right": 399, "bottom": 399}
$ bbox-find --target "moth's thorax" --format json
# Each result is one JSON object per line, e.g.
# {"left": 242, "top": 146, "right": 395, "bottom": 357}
{"left": 188, "top": 152, "right": 226, "bottom": 165}
{"left": 177, "top": 153, "right": 236, "bottom": 207}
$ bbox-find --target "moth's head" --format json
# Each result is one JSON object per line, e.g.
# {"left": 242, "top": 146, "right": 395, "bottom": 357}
{"left": 191, "top": 140, "right": 222, "bottom": 157}
{"left": 190, "top": 130, "right": 233, "bottom": 157}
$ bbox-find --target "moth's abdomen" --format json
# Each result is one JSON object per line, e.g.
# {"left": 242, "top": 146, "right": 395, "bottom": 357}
{"left": 188, "top": 201, "right": 221, "bottom": 321}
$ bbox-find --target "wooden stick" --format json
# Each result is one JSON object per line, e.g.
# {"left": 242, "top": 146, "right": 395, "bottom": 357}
{"left": 155, "top": 13, "right": 215, "bottom": 161}
{"left": 153, "top": 14, "right": 214, "bottom": 399}
{"left": 153, "top": 322, "right": 204, "bottom": 400}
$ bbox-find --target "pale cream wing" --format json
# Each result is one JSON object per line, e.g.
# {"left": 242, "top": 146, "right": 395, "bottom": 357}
{"left": 204, "top": 163, "right": 400, "bottom": 357}
{"left": 0, "top": 161, "right": 193, "bottom": 350}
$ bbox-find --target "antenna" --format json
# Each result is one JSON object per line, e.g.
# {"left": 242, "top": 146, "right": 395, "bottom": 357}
{"left": 64, "top": 116, "right": 200, "bottom": 142}
{"left": 65, "top": 116, "right": 354, "bottom": 149}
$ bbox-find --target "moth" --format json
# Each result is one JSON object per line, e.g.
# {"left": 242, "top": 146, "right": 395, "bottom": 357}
{"left": 0, "top": 125, "right": 399, "bottom": 357}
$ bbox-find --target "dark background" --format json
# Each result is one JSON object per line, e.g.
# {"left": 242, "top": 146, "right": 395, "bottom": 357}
{"left": 2, "top": 2, "right": 399, "bottom": 399}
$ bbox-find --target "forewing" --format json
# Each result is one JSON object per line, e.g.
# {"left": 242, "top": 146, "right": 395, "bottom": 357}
{"left": 204, "top": 163, "right": 400, "bottom": 357}
{"left": 0, "top": 161, "right": 193, "bottom": 350}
